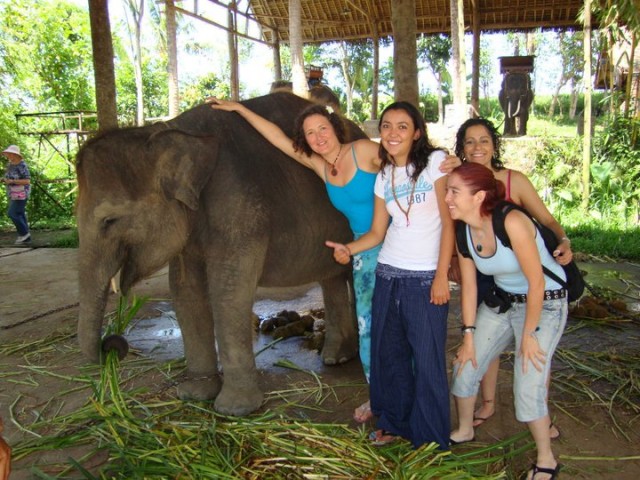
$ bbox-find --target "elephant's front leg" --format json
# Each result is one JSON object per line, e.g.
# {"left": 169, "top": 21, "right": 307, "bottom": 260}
{"left": 320, "top": 272, "right": 358, "bottom": 365}
{"left": 208, "top": 251, "right": 265, "bottom": 416}
{"left": 169, "top": 254, "right": 222, "bottom": 401}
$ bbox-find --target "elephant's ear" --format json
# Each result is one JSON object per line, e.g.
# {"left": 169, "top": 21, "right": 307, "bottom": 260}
{"left": 152, "top": 131, "right": 220, "bottom": 211}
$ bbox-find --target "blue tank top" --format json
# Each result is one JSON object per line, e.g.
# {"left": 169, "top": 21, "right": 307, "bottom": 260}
{"left": 325, "top": 144, "right": 377, "bottom": 235}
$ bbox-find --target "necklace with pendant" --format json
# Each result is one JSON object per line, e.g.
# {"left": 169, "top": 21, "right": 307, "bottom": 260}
{"left": 328, "top": 144, "right": 343, "bottom": 176}
{"left": 391, "top": 166, "right": 416, "bottom": 227}
{"left": 472, "top": 227, "right": 485, "bottom": 252}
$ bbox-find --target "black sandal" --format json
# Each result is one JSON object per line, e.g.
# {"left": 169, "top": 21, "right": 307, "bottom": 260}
{"left": 529, "top": 463, "right": 561, "bottom": 479}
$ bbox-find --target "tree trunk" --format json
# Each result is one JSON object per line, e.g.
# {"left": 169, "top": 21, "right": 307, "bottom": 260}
{"left": 126, "top": 0, "right": 145, "bottom": 126}
{"left": 569, "top": 77, "right": 578, "bottom": 119}
{"left": 165, "top": 0, "right": 179, "bottom": 117}
{"left": 289, "top": 0, "right": 307, "bottom": 97}
{"left": 339, "top": 42, "right": 354, "bottom": 116}
{"left": 470, "top": 0, "right": 480, "bottom": 116}
{"left": 437, "top": 71, "right": 444, "bottom": 124}
{"left": 582, "top": 0, "right": 592, "bottom": 212}
{"left": 391, "top": 0, "right": 418, "bottom": 106}
{"left": 88, "top": 0, "right": 118, "bottom": 131}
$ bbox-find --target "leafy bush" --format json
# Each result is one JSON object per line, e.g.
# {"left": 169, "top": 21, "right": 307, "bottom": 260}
{"left": 590, "top": 115, "right": 640, "bottom": 225}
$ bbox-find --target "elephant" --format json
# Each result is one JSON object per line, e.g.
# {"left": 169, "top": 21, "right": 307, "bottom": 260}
{"left": 76, "top": 92, "right": 366, "bottom": 416}
{"left": 498, "top": 72, "right": 534, "bottom": 136}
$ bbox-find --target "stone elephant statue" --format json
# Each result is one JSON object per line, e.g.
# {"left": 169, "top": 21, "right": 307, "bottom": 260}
{"left": 76, "top": 92, "right": 365, "bottom": 416}
{"left": 498, "top": 72, "right": 534, "bottom": 136}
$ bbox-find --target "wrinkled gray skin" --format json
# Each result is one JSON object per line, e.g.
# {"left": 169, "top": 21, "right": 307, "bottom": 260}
{"left": 76, "top": 92, "right": 366, "bottom": 416}
{"left": 498, "top": 72, "right": 534, "bottom": 136}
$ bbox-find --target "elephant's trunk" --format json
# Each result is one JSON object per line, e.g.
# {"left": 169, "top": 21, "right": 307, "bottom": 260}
{"left": 77, "top": 247, "right": 119, "bottom": 363}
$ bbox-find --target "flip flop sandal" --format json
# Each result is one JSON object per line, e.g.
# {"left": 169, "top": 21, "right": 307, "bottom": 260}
{"left": 472, "top": 414, "right": 493, "bottom": 427}
{"left": 529, "top": 463, "right": 561, "bottom": 479}
{"left": 368, "top": 429, "right": 398, "bottom": 446}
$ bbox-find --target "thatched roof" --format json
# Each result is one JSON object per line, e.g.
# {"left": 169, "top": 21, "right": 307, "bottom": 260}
{"left": 248, "top": 0, "right": 591, "bottom": 44}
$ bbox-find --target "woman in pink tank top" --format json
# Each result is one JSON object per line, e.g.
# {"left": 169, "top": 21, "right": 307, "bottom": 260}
{"left": 451, "top": 118, "right": 572, "bottom": 441}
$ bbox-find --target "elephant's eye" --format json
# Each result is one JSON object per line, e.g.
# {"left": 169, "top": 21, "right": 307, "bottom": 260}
{"left": 102, "top": 217, "right": 118, "bottom": 231}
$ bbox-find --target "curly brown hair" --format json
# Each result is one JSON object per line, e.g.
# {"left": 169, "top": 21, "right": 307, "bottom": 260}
{"left": 454, "top": 118, "right": 504, "bottom": 170}
{"left": 292, "top": 104, "right": 346, "bottom": 156}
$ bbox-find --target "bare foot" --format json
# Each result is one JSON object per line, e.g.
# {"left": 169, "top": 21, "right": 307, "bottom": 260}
{"left": 472, "top": 399, "right": 495, "bottom": 427}
{"left": 549, "top": 423, "right": 560, "bottom": 440}
{"left": 353, "top": 400, "right": 373, "bottom": 423}
{"left": 449, "top": 427, "right": 475, "bottom": 445}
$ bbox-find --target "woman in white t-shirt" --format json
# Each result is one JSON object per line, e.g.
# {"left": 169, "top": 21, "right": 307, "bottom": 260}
{"left": 326, "top": 101, "right": 454, "bottom": 449}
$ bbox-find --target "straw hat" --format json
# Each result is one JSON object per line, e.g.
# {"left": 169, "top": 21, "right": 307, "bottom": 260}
{"left": 2, "top": 145, "right": 23, "bottom": 158}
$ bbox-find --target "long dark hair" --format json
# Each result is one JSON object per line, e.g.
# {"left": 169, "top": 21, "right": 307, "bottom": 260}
{"left": 378, "top": 101, "right": 442, "bottom": 182}
{"left": 292, "top": 104, "right": 346, "bottom": 156}
{"left": 451, "top": 162, "right": 506, "bottom": 217}
{"left": 454, "top": 118, "right": 504, "bottom": 170}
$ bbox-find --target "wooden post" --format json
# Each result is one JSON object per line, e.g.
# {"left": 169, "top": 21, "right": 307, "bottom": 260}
{"left": 289, "top": 0, "right": 307, "bottom": 97}
{"left": 371, "top": 22, "right": 380, "bottom": 120}
{"left": 581, "top": 0, "right": 592, "bottom": 212}
{"left": 228, "top": 2, "right": 239, "bottom": 100}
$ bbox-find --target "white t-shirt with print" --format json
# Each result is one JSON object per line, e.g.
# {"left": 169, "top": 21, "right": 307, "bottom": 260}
{"left": 374, "top": 150, "right": 446, "bottom": 271}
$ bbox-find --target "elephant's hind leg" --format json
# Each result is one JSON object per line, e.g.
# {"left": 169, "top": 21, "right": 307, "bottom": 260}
{"left": 169, "top": 254, "right": 222, "bottom": 401}
{"left": 319, "top": 272, "right": 358, "bottom": 365}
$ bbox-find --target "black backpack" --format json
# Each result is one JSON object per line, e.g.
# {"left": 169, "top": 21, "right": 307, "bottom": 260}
{"left": 455, "top": 201, "right": 585, "bottom": 302}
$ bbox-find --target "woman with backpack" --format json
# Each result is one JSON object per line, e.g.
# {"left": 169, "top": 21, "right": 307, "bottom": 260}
{"left": 451, "top": 118, "right": 572, "bottom": 438}
{"left": 446, "top": 162, "right": 565, "bottom": 479}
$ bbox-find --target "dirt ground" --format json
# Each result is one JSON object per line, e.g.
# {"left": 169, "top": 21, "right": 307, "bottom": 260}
{"left": 1, "top": 230, "right": 640, "bottom": 479}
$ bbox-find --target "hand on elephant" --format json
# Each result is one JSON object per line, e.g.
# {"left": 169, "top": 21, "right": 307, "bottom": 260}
{"left": 441, "top": 154, "right": 463, "bottom": 174}
{"left": 325, "top": 240, "right": 351, "bottom": 265}
{"left": 205, "top": 96, "right": 243, "bottom": 113}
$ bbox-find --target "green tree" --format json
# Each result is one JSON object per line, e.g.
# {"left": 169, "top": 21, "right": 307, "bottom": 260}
{"left": 1, "top": 0, "right": 94, "bottom": 112}
{"left": 548, "top": 31, "right": 585, "bottom": 117}
{"left": 478, "top": 35, "right": 494, "bottom": 100}
{"left": 417, "top": 34, "right": 451, "bottom": 123}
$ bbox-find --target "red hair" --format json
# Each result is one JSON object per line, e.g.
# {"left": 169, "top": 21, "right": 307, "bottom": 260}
{"left": 451, "top": 162, "right": 506, "bottom": 217}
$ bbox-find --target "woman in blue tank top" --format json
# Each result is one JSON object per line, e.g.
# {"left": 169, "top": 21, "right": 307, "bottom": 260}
{"left": 207, "top": 95, "right": 458, "bottom": 424}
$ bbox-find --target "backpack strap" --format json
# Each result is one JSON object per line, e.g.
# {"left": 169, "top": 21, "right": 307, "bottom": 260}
{"left": 455, "top": 220, "right": 472, "bottom": 259}
{"left": 492, "top": 201, "right": 569, "bottom": 290}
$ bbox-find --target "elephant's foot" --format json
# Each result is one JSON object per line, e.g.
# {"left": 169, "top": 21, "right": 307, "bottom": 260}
{"left": 214, "top": 382, "right": 264, "bottom": 416}
{"left": 321, "top": 333, "right": 358, "bottom": 365}
{"left": 177, "top": 375, "right": 222, "bottom": 401}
